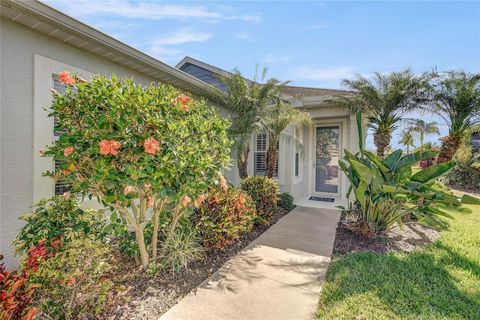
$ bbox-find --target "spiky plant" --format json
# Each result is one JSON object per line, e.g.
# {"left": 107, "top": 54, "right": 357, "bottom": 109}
{"left": 217, "top": 68, "right": 288, "bottom": 179}
{"left": 427, "top": 71, "right": 480, "bottom": 163}
{"left": 336, "top": 70, "right": 431, "bottom": 157}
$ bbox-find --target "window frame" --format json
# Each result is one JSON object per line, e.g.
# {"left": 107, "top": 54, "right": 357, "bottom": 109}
{"left": 294, "top": 125, "right": 303, "bottom": 182}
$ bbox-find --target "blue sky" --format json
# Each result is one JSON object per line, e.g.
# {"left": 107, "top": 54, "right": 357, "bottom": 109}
{"left": 45, "top": 0, "right": 480, "bottom": 149}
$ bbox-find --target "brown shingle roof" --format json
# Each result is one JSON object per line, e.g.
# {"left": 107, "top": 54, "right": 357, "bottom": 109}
{"left": 282, "top": 85, "right": 353, "bottom": 98}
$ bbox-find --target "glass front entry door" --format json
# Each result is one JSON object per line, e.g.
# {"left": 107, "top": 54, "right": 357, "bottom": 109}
{"left": 314, "top": 125, "right": 340, "bottom": 194}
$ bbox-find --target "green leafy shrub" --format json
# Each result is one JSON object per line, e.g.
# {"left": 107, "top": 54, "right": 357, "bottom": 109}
{"left": 240, "top": 176, "right": 279, "bottom": 216}
{"left": 14, "top": 196, "right": 106, "bottom": 255}
{"left": 160, "top": 228, "right": 204, "bottom": 272}
{"left": 278, "top": 192, "right": 295, "bottom": 211}
{"left": 43, "top": 72, "right": 232, "bottom": 267}
{"left": 195, "top": 187, "right": 257, "bottom": 249}
{"left": 26, "top": 238, "right": 113, "bottom": 319}
{"left": 0, "top": 255, "right": 38, "bottom": 320}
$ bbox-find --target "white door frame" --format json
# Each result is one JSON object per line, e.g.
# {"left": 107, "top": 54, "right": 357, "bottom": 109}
{"left": 307, "top": 119, "right": 346, "bottom": 198}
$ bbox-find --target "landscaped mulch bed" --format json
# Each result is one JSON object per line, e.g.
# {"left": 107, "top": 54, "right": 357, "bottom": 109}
{"left": 446, "top": 183, "right": 480, "bottom": 197}
{"left": 332, "top": 213, "right": 439, "bottom": 256}
{"left": 102, "top": 207, "right": 291, "bottom": 320}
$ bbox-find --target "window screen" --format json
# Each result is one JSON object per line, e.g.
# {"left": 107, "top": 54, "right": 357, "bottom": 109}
{"left": 254, "top": 133, "right": 278, "bottom": 177}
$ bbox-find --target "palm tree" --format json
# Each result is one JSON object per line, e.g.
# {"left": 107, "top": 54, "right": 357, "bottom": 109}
{"left": 406, "top": 119, "right": 440, "bottom": 146}
{"left": 262, "top": 99, "right": 312, "bottom": 178}
{"left": 427, "top": 71, "right": 480, "bottom": 163}
{"left": 399, "top": 129, "right": 415, "bottom": 154}
{"left": 218, "top": 68, "right": 287, "bottom": 178}
{"left": 337, "top": 70, "right": 431, "bottom": 157}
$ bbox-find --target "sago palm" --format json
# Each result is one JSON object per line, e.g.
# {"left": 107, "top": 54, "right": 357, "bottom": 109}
{"left": 338, "top": 70, "right": 431, "bottom": 157}
{"left": 218, "top": 68, "right": 287, "bottom": 178}
{"left": 262, "top": 98, "right": 312, "bottom": 178}
{"left": 427, "top": 71, "right": 480, "bottom": 163}
{"left": 406, "top": 119, "right": 440, "bottom": 145}
{"left": 399, "top": 129, "right": 415, "bottom": 154}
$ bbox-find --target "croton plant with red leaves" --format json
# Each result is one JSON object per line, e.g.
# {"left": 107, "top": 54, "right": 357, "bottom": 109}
{"left": 43, "top": 72, "right": 232, "bottom": 267}
{"left": 0, "top": 255, "right": 38, "bottom": 320}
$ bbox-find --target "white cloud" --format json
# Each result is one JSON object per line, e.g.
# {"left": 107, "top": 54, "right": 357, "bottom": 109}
{"left": 46, "top": 0, "right": 262, "bottom": 23}
{"left": 292, "top": 66, "right": 355, "bottom": 81}
{"left": 145, "top": 28, "right": 212, "bottom": 62}
{"left": 147, "top": 46, "right": 183, "bottom": 62}
{"left": 262, "top": 54, "right": 291, "bottom": 63}
{"left": 241, "top": 14, "right": 262, "bottom": 23}
{"left": 45, "top": 0, "right": 221, "bottom": 20}
{"left": 153, "top": 28, "right": 212, "bottom": 46}
{"left": 236, "top": 31, "right": 251, "bottom": 40}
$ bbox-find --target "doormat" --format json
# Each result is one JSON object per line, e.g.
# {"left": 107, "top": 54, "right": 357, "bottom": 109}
{"left": 309, "top": 196, "right": 335, "bottom": 202}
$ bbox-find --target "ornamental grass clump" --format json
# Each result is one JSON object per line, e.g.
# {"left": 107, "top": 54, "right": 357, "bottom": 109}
{"left": 43, "top": 72, "right": 231, "bottom": 267}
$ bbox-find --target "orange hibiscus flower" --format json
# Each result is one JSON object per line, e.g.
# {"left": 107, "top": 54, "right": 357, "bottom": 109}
{"left": 63, "top": 146, "right": 74, "bottom": 157}
{"left": 143, "top": 137, "right": 160, "bottom": 155}
{"left": 99, "top": 140, "right": 121, "bottom": 156}
{"left": 59, "top": 71, "right": 76, "bottom": 85}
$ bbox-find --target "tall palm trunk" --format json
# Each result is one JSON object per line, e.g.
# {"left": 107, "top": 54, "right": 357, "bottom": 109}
{"left": 373, "top": 131, "right": 391, "bottom": 158}
{"left": 265, "top": 142, "right": 278, "bottom": 178}
{"left": 419, "top": 131, "right": 425, "bottom": 145}
{"left": 237, "top": 146, "right": 249, "bottom": 179}
{"left": 437, "top": 134, "right": 462, "bottom": 163}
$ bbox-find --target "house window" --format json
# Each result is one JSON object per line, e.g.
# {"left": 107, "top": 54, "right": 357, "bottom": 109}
{"left": 53, "top": 76, "right": 72, "bottom": 195}
{"left": 294, "top": 126, "right": 303, "bottom": 179}
{"left": 254, "top": 133, "right": 278, "bottom": 177}
{"left": 295, "top": 153, "right": 299, "bottom": 177}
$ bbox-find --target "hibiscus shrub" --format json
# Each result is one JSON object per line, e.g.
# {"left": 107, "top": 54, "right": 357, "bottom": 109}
{"left": 26, "top": 238, "right": 113, "bottom": 320}
{"left": 241, "top": 176, "right": 279, "bottom": 218}
{"left": 195, "top": 185, "right": 257, "bottom": 249}
{"left": 44, "top": 73, "right": 231, "bottom": 267}
{"left": 14, "top": 196, "right": 106, "bottom": 255}
{"left": 0, "top": 255, "right": 38, "bottom": 320}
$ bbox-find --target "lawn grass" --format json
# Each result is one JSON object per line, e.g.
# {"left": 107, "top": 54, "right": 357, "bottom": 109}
{"left": 316, "top": 203, "right": 480, "bottom": 320}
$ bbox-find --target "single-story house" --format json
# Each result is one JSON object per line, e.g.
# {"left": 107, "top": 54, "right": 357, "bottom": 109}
{"left": 0, "top": 0, "right": 365, "bottom": 268}
{"left": 176, "top": 57, "right": 365, "bottom": 206}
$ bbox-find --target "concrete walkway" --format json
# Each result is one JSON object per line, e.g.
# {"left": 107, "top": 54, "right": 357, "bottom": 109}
{"left": 160, "top": 206, "right": 340, "bottom": 320}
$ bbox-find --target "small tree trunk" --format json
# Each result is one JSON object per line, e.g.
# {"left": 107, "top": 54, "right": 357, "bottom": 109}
{"left": 265, "top": 144, "right": 278, "bottom": 179}
{"left": 151, "top": 200, "right": 165, "bottom": 262}
{"left": 168, "top": 205, "right": 183, "bottom": 238}
{"left": 134, "top": 224, "right": 149, "bottom": 268}
{"left": 237, "top": 146, "right": 249, "bottom": 179}
{"left": 374, "top": 132, "right": 391, "bottom": 158}
{"left": 114, "top": 203, "right": 149, "bottom": 267}
{"left": 437, "top": 134, "right": 462, "bottom": 163}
